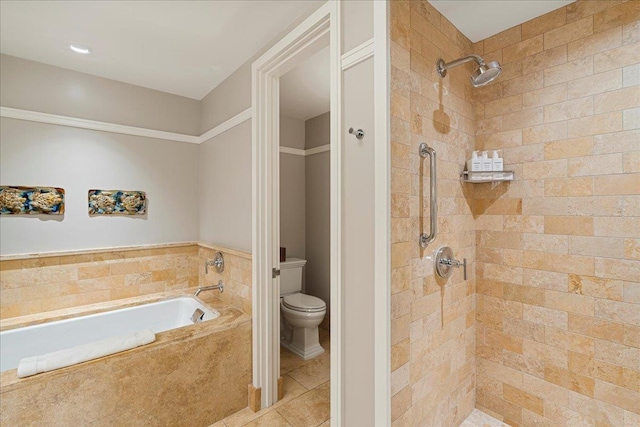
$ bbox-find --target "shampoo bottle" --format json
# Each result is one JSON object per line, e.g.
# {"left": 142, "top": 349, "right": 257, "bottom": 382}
{"left": 467, "top": 151, "right": 482, "bottom": 172}
{"left": 482, "top": 151, "right": 493, "bottom": 171}
{"left": 492, "top": 150, "right": 503, "bottom": 171}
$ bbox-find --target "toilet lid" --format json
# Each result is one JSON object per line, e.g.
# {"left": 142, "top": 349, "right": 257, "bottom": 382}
{"left": 282, "top": 293, "right": 326, "bottom": 313}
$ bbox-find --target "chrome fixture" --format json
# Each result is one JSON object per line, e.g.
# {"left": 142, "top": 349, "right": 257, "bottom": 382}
{"left": 419, "top": 143, "right": 437, "bottom": 248}
{"left": 194, "top": 280, "right": 224, "bottom": 296}
{"left": 205, "top": 252, "right": 224, "bottom": 274}
{"left": 190, "top": 308, "right": 205, "bottom": 324}
{"left": 348, "top": 127, "right": 365, "bottom": 140}
{"left": 434, "top": 246, "right": 467, "bottom": 280}
{"left": 436, "top": 54, "right": 502, "bottom": 87}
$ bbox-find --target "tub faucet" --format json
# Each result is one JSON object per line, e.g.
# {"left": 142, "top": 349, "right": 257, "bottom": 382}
{"left": 205, "top": 252, "right": 224, "bottom": 274}
{"left": 194, "top": 280, "right": 224, "bottom": 296}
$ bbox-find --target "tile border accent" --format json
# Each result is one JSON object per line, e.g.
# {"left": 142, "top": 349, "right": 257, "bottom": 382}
{"left": 0, "top": 106, "right": 253, "bottom": 145}
{"left": 0, "top": 241, "right": 251, "bottom": 261}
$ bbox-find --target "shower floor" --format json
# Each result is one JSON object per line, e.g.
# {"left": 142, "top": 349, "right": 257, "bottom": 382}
{"left": 461, "top": 409, "right": 511, "bottom": 427}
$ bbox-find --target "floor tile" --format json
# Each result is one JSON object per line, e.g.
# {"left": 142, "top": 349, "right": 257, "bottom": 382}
{"left": 222, "top": 375, "right": 307, "bottom": 427}
{"left": 242, "top": 411, "right": 292, "bottom": 427}
{"left": 287, "top": 353, "right": 330, "bottom": 390}
{"left": 277, "top": 381, "right": 330, "bottom": 427}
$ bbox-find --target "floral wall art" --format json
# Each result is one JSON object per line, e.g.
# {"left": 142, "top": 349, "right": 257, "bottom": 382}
{"left": 88, "top": 190, "right": 146, "bottom": 215}
{"left": 0, "top": 186, "right": 65, "bottom": 215}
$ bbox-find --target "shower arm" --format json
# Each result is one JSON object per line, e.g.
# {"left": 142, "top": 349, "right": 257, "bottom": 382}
{"left": 437, "top": 55, "right": 485, "bottom": 78}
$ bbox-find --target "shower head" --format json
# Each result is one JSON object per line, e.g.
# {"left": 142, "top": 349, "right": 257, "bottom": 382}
{"left": 436, "top": 55, "right": 502, "bottom": 88}
{"left": 470, "top": 61, "right": 502, "bottom": 87}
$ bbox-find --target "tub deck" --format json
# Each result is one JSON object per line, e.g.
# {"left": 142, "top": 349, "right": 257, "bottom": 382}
{"left": 0, "top": 289, "right": 251, "bottom": 426}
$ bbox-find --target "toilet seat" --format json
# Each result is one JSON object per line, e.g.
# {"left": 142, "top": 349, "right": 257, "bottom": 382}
{"left": 282, "top": 293, "right": 326, "bottom": 313}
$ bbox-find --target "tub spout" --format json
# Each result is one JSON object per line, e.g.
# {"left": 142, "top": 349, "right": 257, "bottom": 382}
{"left": 194, "top": 280, "right": 224, "bottom": 296}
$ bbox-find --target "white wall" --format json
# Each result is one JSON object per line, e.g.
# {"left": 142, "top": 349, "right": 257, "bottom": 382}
{"left": 0, "top": 118, "right": 199, "bottom": 255}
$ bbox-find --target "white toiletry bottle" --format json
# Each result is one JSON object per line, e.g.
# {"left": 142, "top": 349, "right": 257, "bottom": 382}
{"left": 482, "top": 151, "right": 493, "bottom": 171}
{"left": 492, "top": 150, "right": 503, "bottom": 171}
{"left": 467, "top": 151, "right": 482, "bottom": 172}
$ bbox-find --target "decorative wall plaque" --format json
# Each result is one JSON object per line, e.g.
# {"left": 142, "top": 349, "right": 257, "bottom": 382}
{"left": 88, "top": 190, "right": 146, "bottom": 215}
{"left": 0, "top": 186, "right": 65, "bottom": 215}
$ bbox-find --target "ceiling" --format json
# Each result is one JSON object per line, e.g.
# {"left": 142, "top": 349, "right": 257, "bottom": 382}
{"left": 0, "top": 1, "right": 323, "bottom": 100}
{"left": 280, "top": 47, "right": 330, "bottom": 121}
{"left": 429, "top": 1, "right": 576, "bottom": 43}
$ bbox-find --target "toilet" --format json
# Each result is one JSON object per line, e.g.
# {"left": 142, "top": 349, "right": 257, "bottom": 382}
{"left": 280, "top": 258, "right": 326, "bottom": 360}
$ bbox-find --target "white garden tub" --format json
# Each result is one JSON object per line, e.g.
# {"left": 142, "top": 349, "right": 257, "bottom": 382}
{"left": 0, "top": 296, "right": 218, "bottom": 373}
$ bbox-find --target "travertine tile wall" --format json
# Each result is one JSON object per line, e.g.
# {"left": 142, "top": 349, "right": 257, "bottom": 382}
{"left": 472, "top": 1, "right": 640, "bottom": 425}
{"left": 199, "top": 245, "right": 252, "bottom": 314}
{"left": 0, "top": 243, "right": 252, "bottom": 319}
{"left": 390, "top": 1, "right": 477, "bottom": 425}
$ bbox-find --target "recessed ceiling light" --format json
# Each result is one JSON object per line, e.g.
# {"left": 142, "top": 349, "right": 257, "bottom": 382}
{"left": 69, "top": 44, "right": 92, "bottom": 55}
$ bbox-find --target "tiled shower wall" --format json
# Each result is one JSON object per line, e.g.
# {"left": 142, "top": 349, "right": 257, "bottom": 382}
{"left": 390, "top": 1, "right": 477, "bottom": 425}
{"left": 391, "top": 0, "right": 639, "bottom": 426}
{"left": 472, "top": 1, "right": 640, "bottom": 426}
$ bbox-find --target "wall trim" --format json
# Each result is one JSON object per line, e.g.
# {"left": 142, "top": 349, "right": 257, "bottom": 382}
{"left": 0, "top": 106, "right": 253, "bottom": 145}
{"left": 279, "top": 146, "right": 306, "bottom": 157}
{"left": 0, "top": 106, "right": 200, "bottom": 144}
{"left": 279, "top": 144, "right": 330, "bottom": 157}
{"left": 341, "top": 38, "right": 374, "bottom": 71}
{"left": 199, "top": 108, "right": 252, "bottom": 143}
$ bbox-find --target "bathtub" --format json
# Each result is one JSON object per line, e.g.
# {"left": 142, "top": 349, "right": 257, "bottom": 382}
{"left": 0, "top": 296, "right": 218, "bottom": 373}
{"left": 0, "top": 292, "right": 252, "bottom": 426}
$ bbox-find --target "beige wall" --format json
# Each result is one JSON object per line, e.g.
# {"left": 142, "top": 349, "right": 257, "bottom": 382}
{"left": 0, "top": 54, "right": 200, "bottom": 135}
{"left": 280, "top": 116, "right": 307, "bottom": 262}
{"left": 472, "top": 2, "right": 640, "bottom": 425}
{"left": 0, "top": 118, "right": 200, "bottom": 255}
{"left": 198, "top": 121, "right": 252, "bottom": 253}
{"left": 304, "top": 113, "right": 331, "bottom": 314}
{"left": 390, "top": 1, "right": 477, "bottom": 425}
{"left": 342, "top": 57, "right": 377, "bottom": 427}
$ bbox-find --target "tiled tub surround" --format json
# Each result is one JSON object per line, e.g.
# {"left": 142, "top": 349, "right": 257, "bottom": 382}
{"left": 471, "top": 1, "right": 640, "bottom": 426}
{"left": 199, "top": 244, "right": 252, "bottom": 315}
{"left": 0, "top": 243, "right": 252, "bottom": 319}
{"left": 390, "top": 1, "right": 477, "bottom": 425}
{"left": 0, "top": 291, "right": 251, "bottom": 426}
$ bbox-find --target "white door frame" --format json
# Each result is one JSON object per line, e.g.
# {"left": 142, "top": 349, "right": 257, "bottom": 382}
{"left": 252, "top": 1, "right": 390, "bottom": 424}
{"left": 251, "top": 0, "right": 342, "bottom": 414}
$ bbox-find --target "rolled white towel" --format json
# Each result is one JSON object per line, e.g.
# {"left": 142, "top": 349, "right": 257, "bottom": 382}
{"left": 17, "top": 329, "right": 156, "bottom": 378}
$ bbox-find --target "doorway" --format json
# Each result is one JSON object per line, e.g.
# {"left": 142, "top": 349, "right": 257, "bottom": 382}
{"left": 251, "top": 1, "right": 341, "bottom": 418}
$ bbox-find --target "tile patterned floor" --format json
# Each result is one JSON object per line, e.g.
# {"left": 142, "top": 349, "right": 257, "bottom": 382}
{"left": 212, "top": 332, "right": 506, "bottom": 427}
{"left": 460, "top": 409, "right": 511, "bottom": 427}
{"left": 211, "top": 329, "right": 330, "bottom": 427}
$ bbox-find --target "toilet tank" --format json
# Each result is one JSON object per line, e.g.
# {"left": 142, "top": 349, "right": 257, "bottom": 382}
{"left": 280, "top": 258, "right": 307, "bottom": 295}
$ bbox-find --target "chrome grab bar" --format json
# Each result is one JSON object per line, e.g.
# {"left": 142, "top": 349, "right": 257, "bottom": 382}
{"left": 419, "top": 143, "right": 437, "bottom": 248}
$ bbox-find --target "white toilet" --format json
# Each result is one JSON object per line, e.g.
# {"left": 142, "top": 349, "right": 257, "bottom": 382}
{"left": 280, "top": 258, "right": 326, "bottom": 360}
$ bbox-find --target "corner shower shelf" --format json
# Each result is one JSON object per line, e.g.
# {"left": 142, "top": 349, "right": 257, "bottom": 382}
{"left": 461, "top": 170, "right": 515, "bottom": 183}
